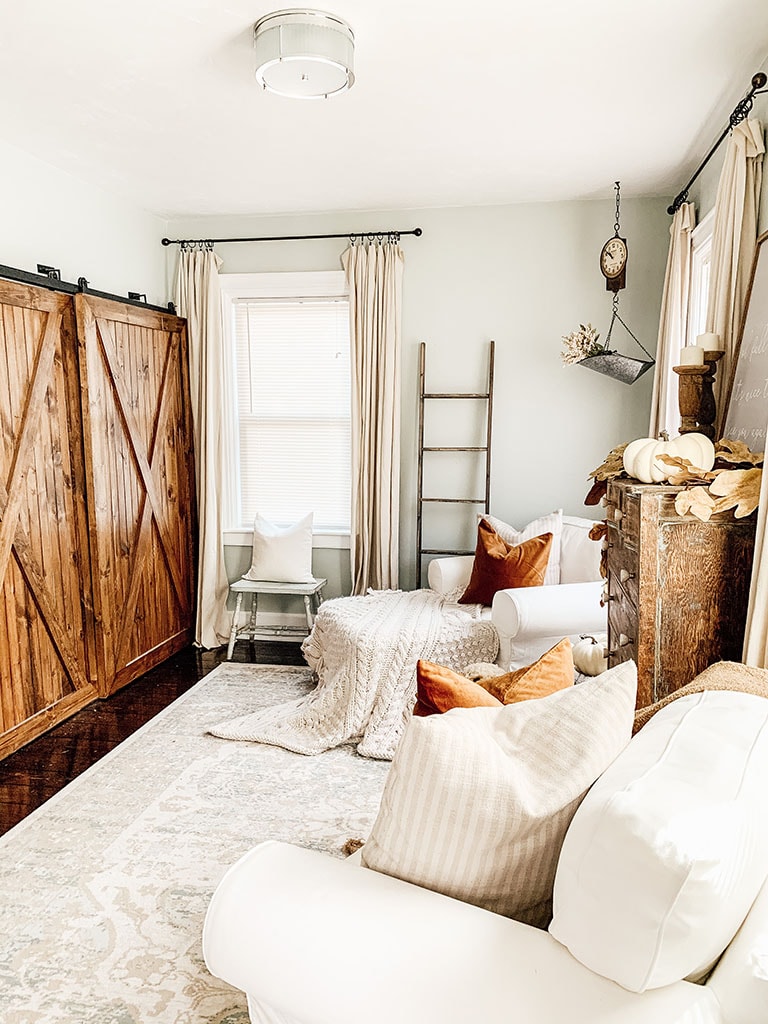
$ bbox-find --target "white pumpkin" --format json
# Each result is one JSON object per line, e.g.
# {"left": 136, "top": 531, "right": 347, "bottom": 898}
{"left": 572, "top": 634, "right": 608, "bottom": 676}
{"left": 622, "top": 432, "right": 715, "bottom": 483}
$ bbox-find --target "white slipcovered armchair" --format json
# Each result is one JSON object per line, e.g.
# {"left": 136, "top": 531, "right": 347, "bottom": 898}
{"left": 427, "top": 514, "right": 606, "bottom": 670}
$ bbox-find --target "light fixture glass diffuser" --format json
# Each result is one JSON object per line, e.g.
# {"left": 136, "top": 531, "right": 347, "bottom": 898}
{"left": 254, "top": 9, "right": 355, "bottom": 99}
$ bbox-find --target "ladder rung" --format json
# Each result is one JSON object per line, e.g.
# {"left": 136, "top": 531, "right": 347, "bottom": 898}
{"left": 421, "top": 497, "right": 486, "bottom": 504}
{"left": 423, "top": 392, "right": 489, "bottom": 399}
{"left": 421, "top": 549, "right": 474, "bottom": 556}
{"left": 422, "top": 446, "right": 488, "bottom": 452}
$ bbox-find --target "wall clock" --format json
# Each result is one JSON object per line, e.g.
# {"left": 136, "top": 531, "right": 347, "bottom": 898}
{"left": 599, "top": 182, "right": 627, "bottom": 292}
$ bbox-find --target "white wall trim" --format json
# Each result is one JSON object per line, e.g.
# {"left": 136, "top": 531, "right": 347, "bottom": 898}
{"left": 224, "top": 529, "right": 350, "bottom": 550}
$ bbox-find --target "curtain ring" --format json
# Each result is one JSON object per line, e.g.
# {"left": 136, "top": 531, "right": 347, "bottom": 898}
{"left": 349, "top": 233, "right": 357, "bottom": 245}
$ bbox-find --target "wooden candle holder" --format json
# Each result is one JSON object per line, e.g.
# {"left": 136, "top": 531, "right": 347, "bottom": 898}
{"left": 673, "top": 350, "right": 723, "bottom": 439}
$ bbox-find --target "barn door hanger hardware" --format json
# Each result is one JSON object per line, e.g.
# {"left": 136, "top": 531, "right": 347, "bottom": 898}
{"left": 37, "top": 264, "right": 61, "bottom": 280}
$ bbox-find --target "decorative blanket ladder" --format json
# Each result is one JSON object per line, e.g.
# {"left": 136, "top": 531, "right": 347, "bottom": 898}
{"left": 416, "top": 340, "right": 495, "bottom": 584}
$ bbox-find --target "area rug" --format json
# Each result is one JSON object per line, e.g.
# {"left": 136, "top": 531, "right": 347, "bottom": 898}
{"left": 0, "top": 664, "right": 391, "bottom": 1024}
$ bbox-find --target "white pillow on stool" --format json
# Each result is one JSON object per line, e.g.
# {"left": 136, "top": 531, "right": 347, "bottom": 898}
{"left": 243, "top": 513, "right": 314, "bottom": 584}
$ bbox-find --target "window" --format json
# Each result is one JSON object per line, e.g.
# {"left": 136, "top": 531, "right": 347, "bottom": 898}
{"left": 686, "top": 209, "right": 714, "bottom": 346}
{"left": 220, "top": 272, "right": 351, "bottom": 537}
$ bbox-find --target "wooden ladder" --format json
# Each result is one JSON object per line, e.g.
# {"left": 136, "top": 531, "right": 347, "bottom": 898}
{"left": 416, "top": 340, "right": 495, "bottom": 583}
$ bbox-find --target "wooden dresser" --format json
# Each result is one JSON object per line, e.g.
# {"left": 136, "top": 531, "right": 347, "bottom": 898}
{"left": 605, "top": 479, "right": 756, "bottom": 709}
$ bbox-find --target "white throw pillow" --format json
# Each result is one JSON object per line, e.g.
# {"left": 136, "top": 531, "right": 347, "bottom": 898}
{"left": 549, "top": 690, "right": 768, "bottom": 993}
{"left": 483, "top": 510, "right": 563, "bottom": 586}
{"left": 559, "top": 515, "right": 602, "bottom": 583}
{"left": 361, "top": 661, "right": 637, "bottom": 928}
{"left": 243, "top": 513, "right": 315, "bottom": 584}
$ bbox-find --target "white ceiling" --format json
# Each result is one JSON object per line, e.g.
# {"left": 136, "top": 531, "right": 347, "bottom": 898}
{"left": 1, "top": 0, "right": 767, "bottom": 219}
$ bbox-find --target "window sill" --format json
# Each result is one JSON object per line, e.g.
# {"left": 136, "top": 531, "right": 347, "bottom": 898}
{"left": 223, "top": 529, "right": 350, "bottom": 550}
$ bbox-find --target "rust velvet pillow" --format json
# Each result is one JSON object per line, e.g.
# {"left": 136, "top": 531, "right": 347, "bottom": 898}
{"left": 414, "top": 659, "right": 503, "bottom": 717}
{"left": 459, "top": 519, "right": 553, "bottom": 606}
{"left": 478, "top": 638, "right": 574, "bottom": 704}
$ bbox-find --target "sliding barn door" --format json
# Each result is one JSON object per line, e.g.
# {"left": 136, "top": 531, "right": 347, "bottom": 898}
{"left": 76, "top": 295, "right": 196, "bottom": 696}
{"left": 0, "top": 283, "right": 97, "bottom": 757}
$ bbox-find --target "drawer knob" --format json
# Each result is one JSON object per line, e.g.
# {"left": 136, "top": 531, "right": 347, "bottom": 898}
{"left": 607, "top": 633, "right": 633, "bottom": 657}
{"left": 619, "top": 568, "right": 635, "bottom": 583}
{"left": 612, "top": 508, "right": 623, "bottom": 522}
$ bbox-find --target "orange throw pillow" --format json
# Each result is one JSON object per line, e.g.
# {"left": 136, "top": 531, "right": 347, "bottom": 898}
{"left": 459, "top": 519, "right": 552, "bottom": 606}
{"left": 414, "top": 659, "right": 503, "bottom": 717}
{"left": 478, "top": 638, "right": 574, "bottom": 704}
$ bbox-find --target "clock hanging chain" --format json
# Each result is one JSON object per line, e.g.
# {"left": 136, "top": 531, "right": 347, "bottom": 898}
{"left": 613, "top": 181, "right": 621, "bottom": 236}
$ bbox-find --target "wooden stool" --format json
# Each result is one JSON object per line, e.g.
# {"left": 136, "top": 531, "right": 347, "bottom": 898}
{"left": 226, "top": 578, "right": 327, "bottom": 660}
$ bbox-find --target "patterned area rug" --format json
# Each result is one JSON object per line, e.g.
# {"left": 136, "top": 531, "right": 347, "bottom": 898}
{"left": 0, "top": 664, "right": 390, "bottom": 1024}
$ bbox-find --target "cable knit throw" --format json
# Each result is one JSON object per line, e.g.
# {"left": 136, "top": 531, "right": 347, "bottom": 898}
{"left": 209, "top": 589, "right": 499, "bottom": 760}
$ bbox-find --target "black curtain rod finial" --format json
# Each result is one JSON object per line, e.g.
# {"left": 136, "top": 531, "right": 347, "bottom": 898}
{"left": 668, "top": 69, "right": 768, "bottom": 216}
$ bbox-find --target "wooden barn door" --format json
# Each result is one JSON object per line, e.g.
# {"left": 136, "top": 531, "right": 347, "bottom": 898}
{"left": 0, "top": 283, "right": 97, "bottom": 757}
{"left": 76, "top": 295, "right": 196, "bottom": 696}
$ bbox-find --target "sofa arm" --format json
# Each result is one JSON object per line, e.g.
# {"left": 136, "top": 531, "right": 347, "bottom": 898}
{"left": 427, "top": 555, "right": 474, "bottom": 598}
{"left": 492, "top": 581, "right": 606, "bottom": 670}
{"left": 203, "top": 841, "right": 716, "bottom": 1024}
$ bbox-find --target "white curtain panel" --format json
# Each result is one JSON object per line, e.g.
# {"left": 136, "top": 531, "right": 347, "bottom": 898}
{"left": 174, "top": 247, "right": 231, "bottom": 648}
{"left": 743, "top": 410, "right": 768, "bottom": 668}
{"left": 341, "top": 240, "right": 404, "bottom": 594}
{"left": 648, "top": 203, "right": 695, "bottom": 438}
{"left": 706, "top": 118, "right": 764, "bottom": 431}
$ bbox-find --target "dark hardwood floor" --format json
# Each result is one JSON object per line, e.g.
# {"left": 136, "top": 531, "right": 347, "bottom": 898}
{"left": 0, "top": 641, "right": 306, "bottom": 837}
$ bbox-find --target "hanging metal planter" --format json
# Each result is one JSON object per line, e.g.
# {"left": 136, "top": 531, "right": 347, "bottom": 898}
{"left": 578, "top": 305, "right": 654, "bottom": 385}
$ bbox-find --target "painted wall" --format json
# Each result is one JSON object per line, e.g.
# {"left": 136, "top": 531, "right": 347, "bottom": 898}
{"left": 0, "top": 139, "right": 168, "bottom": 304}
{"left": 168, "top": 198, "right": 670, "bottom": 595}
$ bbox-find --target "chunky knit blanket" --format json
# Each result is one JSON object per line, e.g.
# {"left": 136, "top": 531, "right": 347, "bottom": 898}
{"left": 633, "top": 660, "right": 768, "bottom": 734}
{"left": 209, "top": 588, "right": 499, "bottom": 760}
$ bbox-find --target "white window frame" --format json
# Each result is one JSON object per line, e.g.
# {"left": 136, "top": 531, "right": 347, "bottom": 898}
{"left": 686, "top": 209, "right": 715, "bottom": 346}
{"left": 219, "top": 270, "right": 350, "bottom": 549}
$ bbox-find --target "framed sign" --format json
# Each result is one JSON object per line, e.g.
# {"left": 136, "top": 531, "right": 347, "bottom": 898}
{"left": 722, "top": 230, "right": 768, "bottom": 450}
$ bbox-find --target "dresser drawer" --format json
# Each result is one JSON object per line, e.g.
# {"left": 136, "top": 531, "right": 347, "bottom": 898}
{"left": 606, "top": 486, "right": 641, "bottom": 544}
{"left": 606, "top": 594, "right": 637, "bottom": 668}
{"left": 606, "top": 541, "right": 638, "bottom": 610}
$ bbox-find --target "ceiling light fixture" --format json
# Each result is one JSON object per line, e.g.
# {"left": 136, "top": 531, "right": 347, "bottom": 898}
{"left": 253, "top": 9, "right": 355, "bottom": 99}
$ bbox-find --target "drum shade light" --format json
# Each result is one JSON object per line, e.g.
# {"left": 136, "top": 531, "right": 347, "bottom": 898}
{"left": 254, "top": 9, "right": 355, "bottom": 99}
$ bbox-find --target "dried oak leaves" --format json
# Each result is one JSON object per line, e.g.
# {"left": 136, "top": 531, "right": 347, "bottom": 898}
{"left": 587, "top": 438, "right": 763, "bottom": 522}
{"left": 666, "top": 440, "right": 763, "bottom": 521}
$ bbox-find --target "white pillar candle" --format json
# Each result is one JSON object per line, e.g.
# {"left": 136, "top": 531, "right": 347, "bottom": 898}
{"left": 696, "top": 332, "right": 722, "bottom": 351}
{"left": 679, "top": 346, "right": 705, "bottom": 366}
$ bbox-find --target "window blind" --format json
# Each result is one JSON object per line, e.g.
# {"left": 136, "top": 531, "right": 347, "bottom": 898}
{"left": 232, "top": 296, "right": 351, "bottom": 531}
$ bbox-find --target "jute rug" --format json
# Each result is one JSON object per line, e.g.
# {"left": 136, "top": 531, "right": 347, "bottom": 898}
{"left": 0, "top": 664, "right": 390, "bottom": 1024}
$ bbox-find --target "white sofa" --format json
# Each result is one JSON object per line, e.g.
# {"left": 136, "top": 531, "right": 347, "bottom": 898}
{"left": 202, "top": 688, "right": 768, "bottom": 1024}
{"left": 428, "top": 514, "right": 606, "bottom": 670}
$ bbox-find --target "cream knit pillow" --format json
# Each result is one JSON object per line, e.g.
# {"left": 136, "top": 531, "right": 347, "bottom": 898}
{"left": 361, "top": 661, "right": 637, "bottom": 928}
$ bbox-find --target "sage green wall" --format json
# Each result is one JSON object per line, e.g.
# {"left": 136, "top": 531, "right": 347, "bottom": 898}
{"left": 0, "top": 138, "right": 167, "bottom": 303}
{"left": 168, "top": 197, "right": 670, "bottom": 596}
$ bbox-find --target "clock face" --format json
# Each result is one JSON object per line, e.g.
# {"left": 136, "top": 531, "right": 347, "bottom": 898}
{"left": 600, "top": 236, "right": 628, "bottom": 278}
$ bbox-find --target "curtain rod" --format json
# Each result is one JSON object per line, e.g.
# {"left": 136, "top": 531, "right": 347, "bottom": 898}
{"left": 161, "top": 228, "right": 423, "bottom": 246}
{"left": 668, "top": 71, "right": 767, "bottom": 215}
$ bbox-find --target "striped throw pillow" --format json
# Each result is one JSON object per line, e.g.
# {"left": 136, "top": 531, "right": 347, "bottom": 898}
{"left": 361, "top": 661, "right": 637, "bottom": 928}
